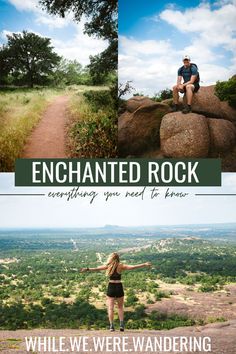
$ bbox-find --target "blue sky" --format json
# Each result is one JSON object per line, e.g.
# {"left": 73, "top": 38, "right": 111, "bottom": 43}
{"left": 0, "top": 173, "right": 236, "bottom": 228}
{"left": 0, "top": 0, "right": 107, "bottom": 66}
{"left": 119, "top": 0, "right": 236, "bottom": 96}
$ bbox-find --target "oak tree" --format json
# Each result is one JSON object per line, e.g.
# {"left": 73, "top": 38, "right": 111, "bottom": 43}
{"left": 1, "top": 31, "right": 60, "bottom": 87}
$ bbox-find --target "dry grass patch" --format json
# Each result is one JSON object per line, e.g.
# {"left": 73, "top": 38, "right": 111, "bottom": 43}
{"left": 0, "top": 88, "right": 63, "bottom": 171}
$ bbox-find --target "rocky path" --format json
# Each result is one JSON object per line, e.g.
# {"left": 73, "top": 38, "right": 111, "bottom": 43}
{"left": 22, "top": 95, "right": 69, "bottom": 158}
{"left": 0, "top": 320, "right": 235, "bottom": 354}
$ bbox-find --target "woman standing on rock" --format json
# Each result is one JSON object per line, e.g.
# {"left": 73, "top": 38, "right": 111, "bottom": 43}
{"left": 81, "top": 252, "right": 151, "bottom": 331}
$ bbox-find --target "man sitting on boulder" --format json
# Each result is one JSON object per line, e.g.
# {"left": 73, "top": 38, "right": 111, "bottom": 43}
{"left": 172, "top": 55, "right": 200, "bottom": 114}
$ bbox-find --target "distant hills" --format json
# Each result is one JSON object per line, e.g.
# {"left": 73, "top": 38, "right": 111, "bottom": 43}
{"left": 2, "top": 222, "right": 236, "bottom": 232}
{"left": 0, "top": 222, "right": 235, "bottom": 242}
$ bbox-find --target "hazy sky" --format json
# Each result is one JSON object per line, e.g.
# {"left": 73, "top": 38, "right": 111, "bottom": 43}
{"left": 119, "top": 0, "right": 236, "bottom": 96}
{"left": 0, "top": 173, "right": 236, "bottom": 228}
{"left": 0, "top": 0, "right": 107, "bottom": 66}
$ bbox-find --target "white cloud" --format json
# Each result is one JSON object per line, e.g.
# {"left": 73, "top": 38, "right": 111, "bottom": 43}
{"left": 119, "top": 40, "right": 179, "bottom": 96}
{"left": 48, "top": 15, "right": 108, "bottom": 65}
{"left": 53, "top": 35, "right": 107, "bottom": 66}
{"left": 35, "top": 14, "right": 71, "bottom": 29}
{"left": 7, "top": 0, "right": 39, "bottom": 12}
{"left": 159, "top": 2, "right": 236, "bottom": 51}
{"left": 52, "top": 19, "right": 108, "bottom": 65}
{"left": 8, "top": 0, "right": 72, "bottom": 29}
{"left": 120, "top": 36, "right": 172, "bottom": 56}
{"left": 198, "top": 63, "right": 233, "bottom": 85}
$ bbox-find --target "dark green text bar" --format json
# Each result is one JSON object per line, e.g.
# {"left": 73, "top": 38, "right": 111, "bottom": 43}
{"left": 15, "top": 159, "right": 221, "bottom": 187}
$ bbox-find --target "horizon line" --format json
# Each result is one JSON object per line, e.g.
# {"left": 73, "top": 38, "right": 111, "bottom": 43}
{"left": 0, "top": 221, "right": 236, "bottom": 230}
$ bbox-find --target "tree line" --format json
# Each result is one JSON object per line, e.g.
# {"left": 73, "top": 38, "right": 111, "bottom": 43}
{"left": 0, "top": 31, "right": 112, "bottom": 87}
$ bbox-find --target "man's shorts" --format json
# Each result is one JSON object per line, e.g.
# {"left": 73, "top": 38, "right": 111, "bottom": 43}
{"left": 180, "top": 83, "right": 200, "bottom": 93}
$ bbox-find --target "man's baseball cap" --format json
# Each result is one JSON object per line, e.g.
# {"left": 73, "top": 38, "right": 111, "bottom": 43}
{"left": 183, "top": 55, "right": 191, "bottom": 61}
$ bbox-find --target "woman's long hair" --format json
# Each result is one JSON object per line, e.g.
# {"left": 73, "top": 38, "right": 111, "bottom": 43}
{"left": 106, "top": 252, "right": 120, "bottom": 276}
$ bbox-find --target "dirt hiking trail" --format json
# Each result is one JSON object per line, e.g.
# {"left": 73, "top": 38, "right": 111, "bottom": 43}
{"left": 0, "top": 320, "right": 236, "bottom": 354}
{"left": 22, "top": 95, "right": 69, "bottom": 158}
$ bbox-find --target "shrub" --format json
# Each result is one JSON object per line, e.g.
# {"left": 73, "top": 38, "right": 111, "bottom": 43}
{"left": 147, "top": 298, "right": 154, "bottom": 304}
{"left": 215, "top": 76, "right": 236, "bottom": 109}
{"left": 159, "top": 88, "right": 173, "bottom": 100}
{"left": 133, "top": 92, "right": 144, "bottom": 96}
{"left": 125, "top": 290, "right": 139, "bottom": 306}
{"left": 41, "top": 298, "right": 52, "bottom": 306}
{"left": 83, "top": 90, "right": 114, "bottom": 111}
{"left": 154, "top": 291, "right": 170, "bottom": 301}
{"left": 199, "top": 284, "right": 217, "bottom": 292}
{"left": 68, "top": 89, "right": 117, "bottom": 158}
{"left": 152, "top": 88, "right": 173, "bottom": 102}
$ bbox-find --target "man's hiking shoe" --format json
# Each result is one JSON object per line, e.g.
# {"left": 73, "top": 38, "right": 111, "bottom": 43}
{"left": 109, "top": 324, "right": 115, "bottom": 332}
{"left": 120, "top": 325, "right": 124, "bottom": 332}
{"left": 170, "top": 104, "right": 179, "bottom": 112}
{"left": 182, "top": 105, "right": 192, "bottom": 114}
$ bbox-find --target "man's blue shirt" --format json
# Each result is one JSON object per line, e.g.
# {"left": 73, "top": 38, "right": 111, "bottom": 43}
{"left": 178, "top": 65, "right": 198, "bottom": 83}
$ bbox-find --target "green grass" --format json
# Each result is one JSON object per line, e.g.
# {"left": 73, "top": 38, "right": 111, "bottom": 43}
{"left": 67, "top": 87, "right": 117, "bottom": 158}
{"left": 0, "top": 88, "right": 63, "bottom": 171}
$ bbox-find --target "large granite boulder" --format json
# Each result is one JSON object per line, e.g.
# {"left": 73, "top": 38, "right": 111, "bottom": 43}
{"left": 220, "top": 101, "right": 236, "bottom": 122}
{"left": 118, "top": 102, "right": 169, "bottom": 156}
{"left": 208, "top": 118, "right": 236, "bottom": 154}
{"left": 118, "top": 85, "right": 236, "bottom": 160}
{"left": 160, "top": 112, "right": 210, "bottom": 157}
{"left": 126, "top": 96, "right": 155, "bottom": 113}
{"left": 183, "top": 85, "right": 236, "bottom": 122}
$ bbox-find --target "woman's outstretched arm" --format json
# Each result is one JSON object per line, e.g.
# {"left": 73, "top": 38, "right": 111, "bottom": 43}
{"left": 81, "top": 265, "right": 108, "bottom": 272}
{"left": 121, "top": 262, "right": 151, "bottom": 270}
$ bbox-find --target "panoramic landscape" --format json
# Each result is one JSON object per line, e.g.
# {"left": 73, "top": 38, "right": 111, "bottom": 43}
{"left": 0, "top": 224, "right": 235, "bottom": 333}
